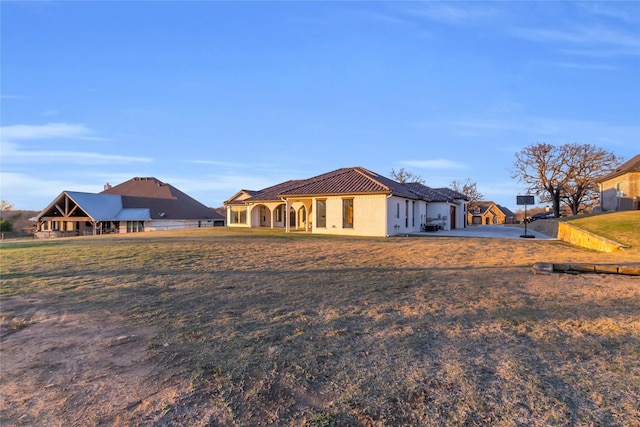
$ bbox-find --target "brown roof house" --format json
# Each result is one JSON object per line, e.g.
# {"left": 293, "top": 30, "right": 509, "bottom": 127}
{"left": 597, "top": 154, "right": 640, "bottom": 211}
{"left": 468, "top": 201, "right": 516, "bottom": 225}
{"left": 34, "top": 177, "right": 225, "bottom": 238}
{"left": 224, "top": 166, "right": 469, "bottom": 237}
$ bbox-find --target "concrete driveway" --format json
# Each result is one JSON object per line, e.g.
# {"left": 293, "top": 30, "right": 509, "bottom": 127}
{"left": 411, "top": 225, "right": 554, "bottom": 240}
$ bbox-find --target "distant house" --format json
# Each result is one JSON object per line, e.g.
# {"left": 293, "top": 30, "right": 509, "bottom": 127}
{"left": 468, "top": 201, "right": 516, "bottom": 225}
{"left": 597, "top": 154, "right": 640, "bottom": 211}
{"left": 34, "top": 177, "right": 225, "bottom": 238}
{"left": 224, "top": 166, "right": 469, "bottom": 237}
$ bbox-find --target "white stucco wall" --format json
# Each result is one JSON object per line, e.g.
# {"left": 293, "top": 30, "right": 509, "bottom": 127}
{"left": 386, "top": 196, "right": 424, "bottom": 236}
{"left": 312, "top": 194, "right": 388, "bottom": 237}
{"left": 425, "top": 204, "right": 450, "bottom": 230}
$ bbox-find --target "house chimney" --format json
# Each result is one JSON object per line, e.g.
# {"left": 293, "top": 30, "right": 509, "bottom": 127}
{"left": 104, "top": 183, "right": 112, "bottom": 190}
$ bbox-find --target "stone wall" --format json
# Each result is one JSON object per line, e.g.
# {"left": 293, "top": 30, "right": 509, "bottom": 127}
{"left": 556, "top": 222, "right": 626, "bottom": 252}
{"left": 527, "top": 219, "right": 625, "bottom": 252}
{"left": 525, "top": 219, "right": 559, "bottom": 238}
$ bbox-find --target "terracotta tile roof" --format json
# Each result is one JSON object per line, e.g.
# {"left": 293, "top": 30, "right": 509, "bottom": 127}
{"left": 597, "top": 154, "right": 640, "bottom": 182}
{"left": 247, "top": 180, "right": 306, "bottom": 201}
{"left": 102, "top": 177, "right": 224, "bottom": 220}
{"left": 232, "top": 167, "right": 469, "bottom": 204}
{"left": 433, "top": 187, "right": 469, "bottom": 201}
{"left": 252, "top": 167, "right": 415, "bottom": 199}
{"left": 405, "top": 182, "right": 449, "bottom": 202}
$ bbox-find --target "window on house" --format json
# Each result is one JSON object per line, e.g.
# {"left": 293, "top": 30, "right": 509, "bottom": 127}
{"left": 405, "top": 200, "right": 409, "bottom": 227}
{"left": 412, "top": 201, "right": 415, "bottom": 227}
{"left": 343, "top": 199, "right": 354, "bottom": 228}
{"left": 396, "top": 203, "right": 400, "bottom": 218}
{"left": 127, "top": 221, "right": 144, "bottom": 233}
{"left": 316, "top": 199, "right": 326, "bottom": 228}
{"left": 230, "top": 207, "right": 247, "bottom": 224}
{"left": 275, "top": 205, "right": 283, "bottom": 222}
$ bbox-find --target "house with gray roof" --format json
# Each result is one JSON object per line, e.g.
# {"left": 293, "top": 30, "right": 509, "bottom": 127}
{"left": 34, "top": 177, "right": 225, "bottom": 238}
{"left": 224, "top": 166, "right": 469, "bottom": 237}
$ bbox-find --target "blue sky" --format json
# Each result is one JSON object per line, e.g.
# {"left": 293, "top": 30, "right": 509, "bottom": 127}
{"left": 2, "top": 1, "right": 639, "bottom": 211}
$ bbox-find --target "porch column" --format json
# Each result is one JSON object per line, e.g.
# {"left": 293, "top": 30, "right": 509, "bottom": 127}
{"left": 271, "top": 207, "right": 275, "bottom": 229}
{"left": 285, "top": 199, "right": 290, "bottom": 233}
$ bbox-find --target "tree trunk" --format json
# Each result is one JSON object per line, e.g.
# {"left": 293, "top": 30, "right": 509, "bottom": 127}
{"left": 552, "top": 187, "right": 561, "bottom": 218}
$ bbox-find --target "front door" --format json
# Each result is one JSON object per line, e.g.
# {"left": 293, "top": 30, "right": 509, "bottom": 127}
{"left": 289, "top": 207, "right": 296, "bottom": 229}
{"left": 450, "top": 206, "right": 456, "bottom": 230}
{"left": 260, "top": 206, "right": 267, "bottom": 227}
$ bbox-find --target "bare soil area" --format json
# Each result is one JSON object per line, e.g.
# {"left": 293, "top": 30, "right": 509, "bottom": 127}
{"left": 1, "top": 229, "right": 639, "bottom": 426}
{"left": 0, "top": 294, "right": 188, "bottom": 426}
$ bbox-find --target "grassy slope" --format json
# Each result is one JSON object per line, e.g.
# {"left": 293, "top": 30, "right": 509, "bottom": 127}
{"left": 564, "top": 211, "right": 640, "bottom": 249}
{"left": 1, "top": 228, "right": 639, "bottom": 426}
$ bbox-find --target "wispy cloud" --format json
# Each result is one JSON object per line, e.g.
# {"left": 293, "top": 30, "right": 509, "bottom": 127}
{"left": 0, "top": 172, "right": 107, "bottom": 210}
{"left": 578, "top": 3, "right": 640, "bottom": 25}
{"left": 2, "top": 145, "right": 153, "bottom": 165}
{"left": 0, "top": 94, "right": 26, "bottom": 100}
{"left": 400, "top": 159, "right": 467, "bottom": 170}
{"left": 448, "top": 116, "right": 640, "bottom": 151}
{"left": 1, "top": 123, "right": 98, "bottom": 141}
{"left": 513, "top": 25, "right": 640, "bottom": 55}
{"left": 404, "top": 3, "right": 499, "bottom": 26}
{"left": 1, "top": 122, "right": 152, "bottom": 165}
{"left": 538, "top": 61, "right": 618, "bottom": 71}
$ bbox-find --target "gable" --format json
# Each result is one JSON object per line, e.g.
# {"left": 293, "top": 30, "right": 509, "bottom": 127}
{"left": 36, "top": 192, "right": 124, "bottom": 221}
{"left": 597, "top": 154, "right": 640, "bottom": 182}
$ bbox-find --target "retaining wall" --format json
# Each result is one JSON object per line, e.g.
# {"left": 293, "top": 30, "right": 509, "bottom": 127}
{"left": 527, "top": 220, "right": 626, "bottom": 252}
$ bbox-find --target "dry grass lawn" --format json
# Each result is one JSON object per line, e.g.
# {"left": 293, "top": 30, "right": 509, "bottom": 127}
{"left": 1, "top": 227, "right": 639, "bottom": 426}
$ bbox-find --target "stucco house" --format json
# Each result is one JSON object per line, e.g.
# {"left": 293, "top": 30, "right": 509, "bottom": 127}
{"left": 597, "top": 154, "right": 640, "bottom": 211}
{"left": 34, "top": 177, "right": 225, "bottom": 238}
{"left": 468, "top": 201, "right": 516, "bottom": 225}
{"left": 224, "top": 166, "right": 469, "bottom": 237}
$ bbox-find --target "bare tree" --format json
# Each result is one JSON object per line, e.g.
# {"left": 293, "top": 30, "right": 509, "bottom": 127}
{"left": 560, "top": 143, "right": 620, "bottom": 215}
{"left": 450, "top": 178, "right": 483, "bottom": 210}
{"left": 512, "top": 143, "right": 621, "bottom": 217}
{"left": 0, "top": 200, "right": 14, "bottom": 220}
{"left": 390, "top": 168, "right": 425, "bottom": 185}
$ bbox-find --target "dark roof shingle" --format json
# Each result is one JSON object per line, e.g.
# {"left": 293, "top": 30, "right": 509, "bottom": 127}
{"left": 597, "top": 154, "right": 640, "bottom": 182}
{"left": 102, "top": 177, "right": 224, "bottom": 220}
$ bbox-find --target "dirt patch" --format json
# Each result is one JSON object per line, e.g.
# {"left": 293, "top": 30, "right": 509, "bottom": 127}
{"left": 0, "top": 295, "right": 186, "bottom": 426}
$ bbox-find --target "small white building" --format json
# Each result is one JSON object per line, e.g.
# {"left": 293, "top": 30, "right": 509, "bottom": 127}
{"left": 224, "top": 167, "right": 468, "bottom": 237}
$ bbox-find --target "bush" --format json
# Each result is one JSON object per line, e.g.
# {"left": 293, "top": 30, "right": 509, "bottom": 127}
{"left": 0, "top": 219, "right": 13, "bottom": 232}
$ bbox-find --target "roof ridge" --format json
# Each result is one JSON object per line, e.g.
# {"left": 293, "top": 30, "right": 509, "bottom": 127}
{"left": 352, "top": 167, "right": 391, "bottom": 192}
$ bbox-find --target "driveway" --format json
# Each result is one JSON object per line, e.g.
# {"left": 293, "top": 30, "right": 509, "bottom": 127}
{"left": 411, "top": 225, "right": 554, "bottom": 240}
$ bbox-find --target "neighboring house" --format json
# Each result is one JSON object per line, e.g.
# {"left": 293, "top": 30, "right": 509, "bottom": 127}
{"left": 597, "top": 154, "right": 640, "bottom": 212}
{"left": 224, "top": 166, "right": 469, "bottom": 237}
{"left": 468, "top": 201, "right": 516, "bottom": 225}
{"left": 34, "top": 177, "right": 225, "bottom": 238}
